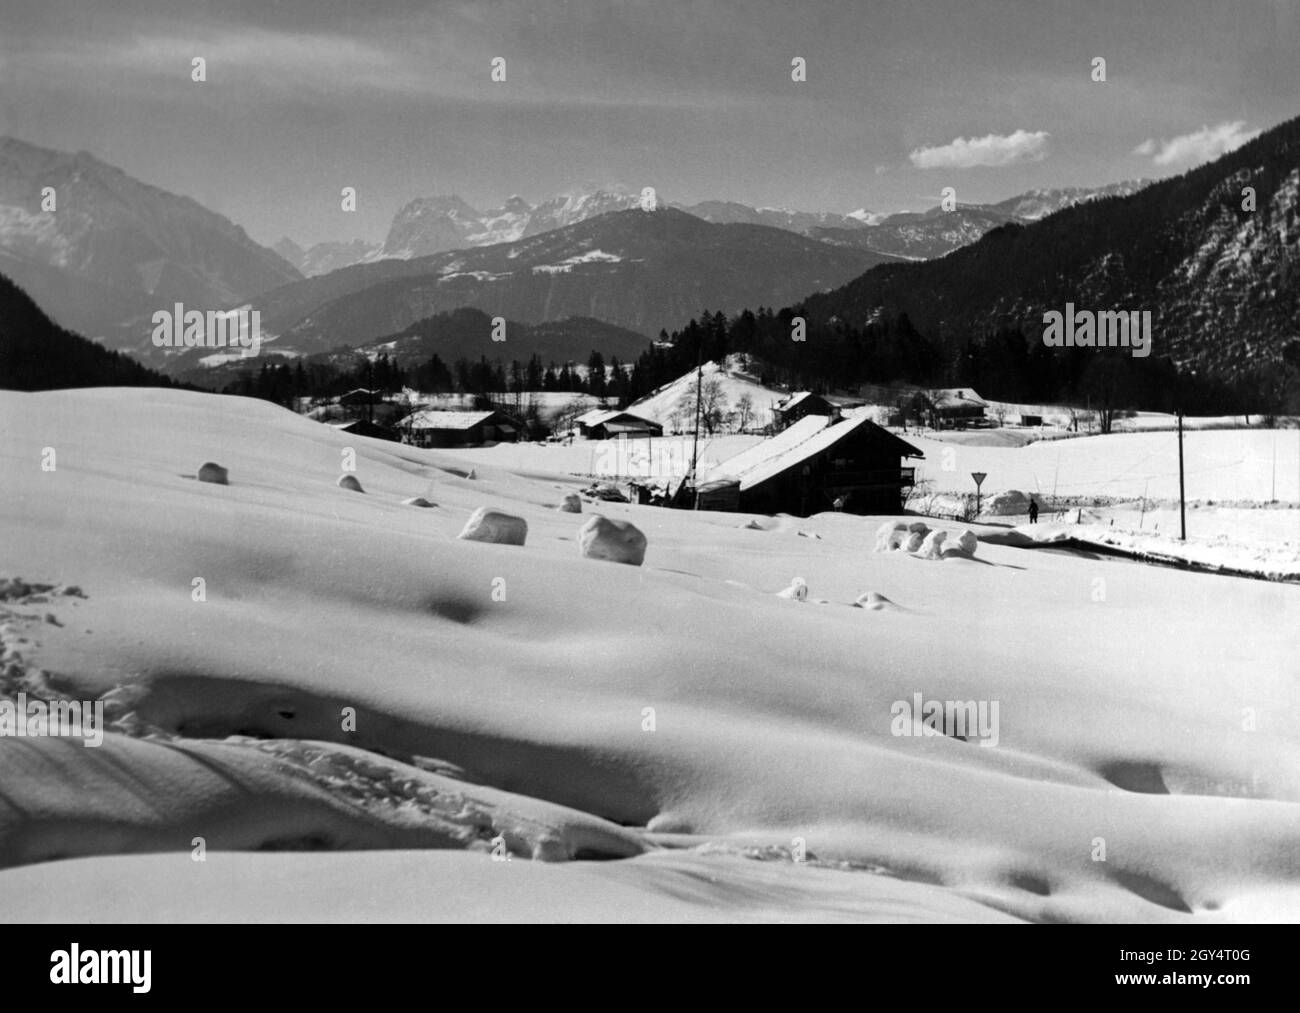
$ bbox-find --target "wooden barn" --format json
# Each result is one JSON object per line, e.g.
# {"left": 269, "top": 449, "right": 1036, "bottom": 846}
{"left": 697, "top": 413, "right": 922, "bottom": 516}
{"left": 397, "top": 409, "right": 521, "bottom": 448}
{"left": 576, "top": 409, "right": 664, "bottom": 440}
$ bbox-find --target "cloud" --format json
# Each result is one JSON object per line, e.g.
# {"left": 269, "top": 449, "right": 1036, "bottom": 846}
{"left": 1133, "top": 121, "right": 1263, "bottom": 168}
{"left": 909, "top": 130, "right": 1050, "bottom": 169}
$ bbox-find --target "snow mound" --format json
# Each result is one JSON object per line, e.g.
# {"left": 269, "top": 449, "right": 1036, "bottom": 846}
{"left": 907, "top": 521, "right": 931, "bottom": 534}
{"left": 402, "top": 497, "right": 435, "bottom": 508}
{"left": 577, "top": 515, "right": 646, "bottom": 566}
{"left": 337, "top": 474, "right": 364, "bottom": 493}
{"left": 874, "top": 522, "right": 908, "bottom": 551}
{"left": 557, "top": 493, "right": 582, "bottom": 513}
{"left": 776, "top": 577, "right": 809, "bottom": 601}
{"left": 918, "top": 529, "right": 947, "bottom": 559}
{"left": 903, "top": 530, "right": 926, "bottom": 553}
{"left": 952, "top": 530, "right": 979, "bottom": 556}
{"left": 458, "top": 507, "right": 527, "bottom": 546}
{"left": 854, "top": 592, "right": 900, "bottom": 611}
{"left": 985, "top": 490, "right": 1031, "bottom": 516}
{"left": 197, "top": 462, "right": 228, "bottom": 485}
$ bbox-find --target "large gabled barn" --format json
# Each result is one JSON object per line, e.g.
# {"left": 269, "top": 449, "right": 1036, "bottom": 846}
{"left": 698, "top": 413, "right": 922, "bottom": 516}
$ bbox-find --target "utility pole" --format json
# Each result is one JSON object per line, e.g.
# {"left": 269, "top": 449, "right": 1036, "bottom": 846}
{"left": 1177, "top": 408, "right": 1186, "bottom": 541}
{"left": 689, "top": 344, "right": 704, "bottom": 509}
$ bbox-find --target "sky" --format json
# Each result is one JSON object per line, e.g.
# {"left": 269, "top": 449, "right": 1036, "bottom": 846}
{"left": 1, "top": 0, "right": 1296, "bottom": 247}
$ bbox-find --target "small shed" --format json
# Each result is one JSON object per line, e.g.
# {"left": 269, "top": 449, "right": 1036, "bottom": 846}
{"left": 398, "top": 409, "right": 520, "bottom": 448}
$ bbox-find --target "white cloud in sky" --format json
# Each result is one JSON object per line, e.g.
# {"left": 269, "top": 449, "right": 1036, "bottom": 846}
{"left": 909, "top": 129, "right": 1050, "bottom": 169}
{"left": 1133, "top": 121, "right": 1263, "bottom": 167}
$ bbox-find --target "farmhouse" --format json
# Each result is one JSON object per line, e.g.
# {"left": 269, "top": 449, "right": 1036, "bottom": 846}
{"left": 929, "top": 388, "right": 988, "bottom": 429}
{"left": 772, "top": 391, "right": 835, "bottom": 430}
{"left": 397, "top": 409, "right": 520, "bottom": 448}
{"left": 696, "top": 413, "right": 923, "bottom": 516}
{"left": 576, "top": 408, "right": 664, "bottom": 440}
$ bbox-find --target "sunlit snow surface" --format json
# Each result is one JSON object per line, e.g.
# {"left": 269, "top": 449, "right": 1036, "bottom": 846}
{"left": 0, "top": 389, "right": 1297, "bottom": 922}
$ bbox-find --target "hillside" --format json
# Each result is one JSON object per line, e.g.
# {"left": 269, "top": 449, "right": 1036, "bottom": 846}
{"left": 0, "top": 273, "right": 179, "bottom": 390}
{"left": 2, "top": 386, "right": 1297, "bottom": 921}
{"left": 797, "top": 116, "right": 1300, "bottom": 379}
{"left": 0, "top": 137, "right": 302, "bottom": 346}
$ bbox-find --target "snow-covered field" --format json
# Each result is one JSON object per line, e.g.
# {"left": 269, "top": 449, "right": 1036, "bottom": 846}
{"left": 2, "top": 389, "right": 1298, "bottom": 923}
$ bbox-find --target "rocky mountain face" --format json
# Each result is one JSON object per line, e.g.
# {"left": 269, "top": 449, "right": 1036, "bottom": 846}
{"left": 0, "top": 137, "right": 301, "bottom": 345}
{"left": 797, "top": 117, "right": 1300, "bottom": 380}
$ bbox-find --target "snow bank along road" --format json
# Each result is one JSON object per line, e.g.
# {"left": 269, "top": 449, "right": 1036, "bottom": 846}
{"left": 1, "top": 389, "right": 1297, "bottom": 923}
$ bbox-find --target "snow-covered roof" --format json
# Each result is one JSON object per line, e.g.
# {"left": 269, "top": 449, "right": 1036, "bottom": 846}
{"left": 578, "top": 409, "right": 658, "bottom": 429}
{"left": 576, "top": 408, "right": 615, "bottom": 426}
{"left": 704, "top": 415, "right": 829, "bottom": 488}
{"left": 400, "top": 410, "right": 498, "bottom": 430}
{"left": 776, "top": 391, "right": 823, "bottom": 412}
{"left": 706, "top": 414, "right": 922, "bottom": 491}
{"left": 931, "top": 388, "right": 988, "bottom": 409}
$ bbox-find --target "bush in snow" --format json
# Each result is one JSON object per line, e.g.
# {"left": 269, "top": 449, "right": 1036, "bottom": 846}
{"left": 197, "top": 462, "right": 228, "bottom": 485}
{"left": 903, "top": 530, "right": 926, "bottom": 552}
{"left": 952, "top": 530, "right": 979, "bottom": 556}
{"left": 918, "top": 529, "right": 947, "bottom": 559}
{"left": 578, "top": 515, "right": 646, "bottom": 566}
{"left": 337, "top": 474, "right": 364, "bottom": 493}
{"left": 458, "top": 507, "right": 527, "bottom": 546}
{"left": 907, "top": 521, "right": 930, "bottom": 534}
{"left": 558, "top": 493, "right": 582, "bottom": 513}
{"left": 776, "top": 577, "right": 809, "bottom": 601}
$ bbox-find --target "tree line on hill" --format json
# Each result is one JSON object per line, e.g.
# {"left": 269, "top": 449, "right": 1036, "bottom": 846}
{"left": 222, "top": 299, "right": 1293, "bottom": 425}
{"left": 0, "top": 273, "right": 187, "bottom": 392}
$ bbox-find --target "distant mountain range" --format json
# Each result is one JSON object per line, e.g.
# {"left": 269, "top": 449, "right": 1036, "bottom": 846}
{"left": 273, "top": 183, "right": 1145, "bottom": 278}
{"left": 0, "top": 137, "right": 301, "bottom": 346}
{"left": 272, "top": 189, "right": 887, "bottom": 277}
{"left": 811, "top": 182, "right": 1150, "bottom": 260}
{"left": 5, "top": 128, "right": 1288, "bottom": 387}
{"left": 233, "top": 207, "right": 899, "bottom": 362}
{"left": 796, "top": 116, "right": 1300, "bottom": 379}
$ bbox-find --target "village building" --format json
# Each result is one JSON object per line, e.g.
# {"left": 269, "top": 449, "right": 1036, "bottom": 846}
{"left": 928, "top": 388, "right": 988, "bottom": 429}
{"left": 575, "top": 408, "right": 664, "bottom": 440}
{"left": 771, "top": 391, "right": 836, "bottom": 431}
{"left": 696, "top": 413, "right": 923, "bottom": 516}
{"left": 338, "top": 388, "right": 383, "bottom": 408}
{"left": 329, "top": 418, "right": 399, "bottom": 442}
{"left": 397, "top": 409, "right": 521, "bottom": 448}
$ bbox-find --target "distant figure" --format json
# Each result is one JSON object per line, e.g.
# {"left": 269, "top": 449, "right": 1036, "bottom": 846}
{"left": 1028, "top": 499, "right": 1039, "bottom": 524}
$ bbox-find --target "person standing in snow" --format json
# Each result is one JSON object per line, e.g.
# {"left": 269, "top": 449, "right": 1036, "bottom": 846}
{"left": 1028, "top": 499, "right": 1039, "bottom": 524}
